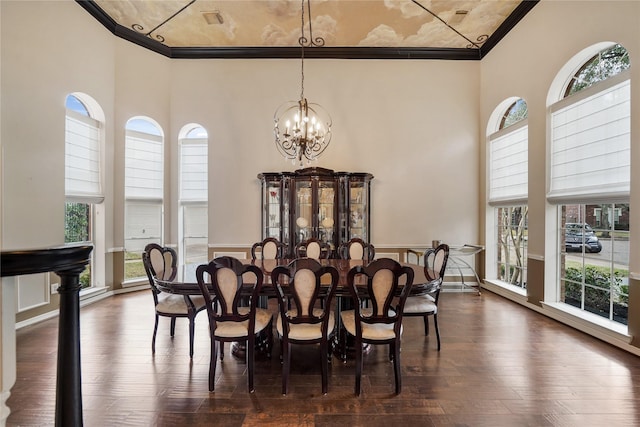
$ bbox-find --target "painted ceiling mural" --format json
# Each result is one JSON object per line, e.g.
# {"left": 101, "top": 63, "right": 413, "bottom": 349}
{"left": 90, "top": 0, "right": 529, "bottom": 51}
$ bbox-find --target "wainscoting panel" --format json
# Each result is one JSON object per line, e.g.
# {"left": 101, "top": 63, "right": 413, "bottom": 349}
{"left": 16, "top": 273, "right": 50, "bottom": 312}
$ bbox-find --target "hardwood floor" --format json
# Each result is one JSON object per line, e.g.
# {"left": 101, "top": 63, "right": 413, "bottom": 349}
{"left": 7, "top": 290, "right": 640, "bottom": 426}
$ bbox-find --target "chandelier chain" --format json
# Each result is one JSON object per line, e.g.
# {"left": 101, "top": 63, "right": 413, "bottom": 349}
{"left": 299, "top": 0, "right": 305, "bottom": 100}
{"left": 273, "top": 0, "right": 331, "bottom": 166}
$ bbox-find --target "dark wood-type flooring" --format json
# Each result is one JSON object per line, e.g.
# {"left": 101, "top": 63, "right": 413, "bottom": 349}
{"left": 8, "top": 289, "right": 640, "bottom": 426}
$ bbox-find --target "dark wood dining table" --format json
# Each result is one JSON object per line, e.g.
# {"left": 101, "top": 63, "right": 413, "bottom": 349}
{"left": 153, "top": 258, "right": 435, "bottom": 360}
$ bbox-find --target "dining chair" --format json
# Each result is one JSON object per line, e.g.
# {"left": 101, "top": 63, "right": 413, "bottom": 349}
{"left": 271, "top": 258, "right": 339, "bottom": 395}
{"left": 338, "top": 237, "right": 375, "bottom": 262}
{"left": 402, "top": 243, "right": 449, "bottom": 351}
{"left": 196, "top": 256, "right": 273, "bottom": 392}
{"left": 251, "top": 237, "right": 286, "bottom": 260}
{"left": 295, "top": 238, "right": 331, "bottom": 260}
{"left": 142, "top": 243, "right": 206, "bottom": 358}
{"left": 340, "top": 258, "right": 414, "bottom": 396}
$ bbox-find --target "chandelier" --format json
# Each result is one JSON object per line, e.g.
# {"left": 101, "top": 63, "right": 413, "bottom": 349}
{"left": 274, "top": 0, "right": 332, "bottom": 166}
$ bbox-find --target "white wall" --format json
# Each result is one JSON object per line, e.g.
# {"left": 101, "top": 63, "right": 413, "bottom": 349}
{"left": 1, "top": 1, "right": 481, "bottom": 258}
{"left": 1, "top": 0, "right": 117, "bottom": 250}
{"left": 169, "top": 58, "right": 480, "bottom": 248}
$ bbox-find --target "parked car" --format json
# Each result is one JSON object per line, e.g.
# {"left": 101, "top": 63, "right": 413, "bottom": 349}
{"left": 565, "top": 223, "right": 602, "bottom": 253}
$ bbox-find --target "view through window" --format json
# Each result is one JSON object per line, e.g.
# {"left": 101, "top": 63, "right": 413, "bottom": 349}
{"left": 552, "top": 43, "right": 630, "bottom": 324}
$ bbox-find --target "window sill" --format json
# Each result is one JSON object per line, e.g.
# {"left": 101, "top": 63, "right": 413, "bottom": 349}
{"left": 482, "top": 279, "right": 528, "bottom": 302}
{"left": 541, "top": 301, "right": 629, "bottom": 340}
{"left": 121, "top": 278, "right": 148, "bottom": 288}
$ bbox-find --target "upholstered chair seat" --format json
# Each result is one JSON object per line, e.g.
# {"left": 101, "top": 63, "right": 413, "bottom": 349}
{"left": 156, "top": 294, "right": 206, "bottom": 315}
{"left": 341, "top": 308, "right": 402, "bottom": 341}
{"left": 277, "top": 308, "right": 335, "bottom": 340}
{"left": 402, "top": 295, "right": 437, "bottom": 314}
{"left": 213, "top": 307, "right": 273, "bottom": 338}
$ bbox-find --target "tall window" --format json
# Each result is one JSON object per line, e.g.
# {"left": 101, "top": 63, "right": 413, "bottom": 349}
{"left": 549, "top": 44, "right": 630, "bottom": 325}
{"left": 65, "top": 93, "right": 104, "bottom": 289}
{"left": 179, "top": 124, "right": 208, "bottom": 264}
{"left": 124, "top": 117, "right": 164, "bottom": 281}
{"left": 488, "top": 99, "right": 528, "bottom": 289}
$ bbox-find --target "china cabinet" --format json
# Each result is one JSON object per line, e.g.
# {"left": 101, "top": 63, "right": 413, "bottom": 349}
{"left": 258, "top": 167, "right": 373, "bottom": 257}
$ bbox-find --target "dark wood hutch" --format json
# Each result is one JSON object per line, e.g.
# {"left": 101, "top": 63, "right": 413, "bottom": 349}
{"left": 258, "top": 167, "right": 373, "bottom": 257}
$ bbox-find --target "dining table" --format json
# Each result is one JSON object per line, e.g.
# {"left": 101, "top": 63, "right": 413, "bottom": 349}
{"left": 153, "top": 258, "right": 435, "bottom": 360}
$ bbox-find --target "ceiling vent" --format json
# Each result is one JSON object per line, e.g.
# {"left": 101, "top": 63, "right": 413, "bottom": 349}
{"left": 449, "top": 10, "right": 468, "bottom": 25}
{"left": 202, "top": 11, "right": 224, "bottom": 25}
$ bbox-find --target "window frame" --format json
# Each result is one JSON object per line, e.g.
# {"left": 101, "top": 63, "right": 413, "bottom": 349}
{"left": 178, "top": 127, "right": 208, "bottom": 265}
{"left": 124, "top": 118, "right": 165, "bottom": 282}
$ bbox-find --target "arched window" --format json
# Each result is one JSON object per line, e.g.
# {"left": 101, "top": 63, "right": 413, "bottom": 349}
{"left": 564, "top": 44, "right": 630, "bottom": 97}
{"left": 179, "top": 124, "right": 208, "bottom": 264}
{"left": 487, "top": 98, "right": 528, "bottom": 289}
{"left": 549, "top": 43, "right": 630, "bottom": 325}
{"left": 64, "top": 93, "right": 105, "bottom": 289}
{"left": 124, "top": 117, "right": 164, "bottom": 281}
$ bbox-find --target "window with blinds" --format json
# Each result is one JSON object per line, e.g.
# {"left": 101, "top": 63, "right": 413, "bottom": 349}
{"left": 489, "top": 120, "right": 528, "bottom": 205}
{"left": 179, "top": 130, "right": 208, "bottom": 264}
{"left": 65, "top": 109, "right": 102, "bottom": 202}
{"left": 179, "top": 138, "right": 208, "bottom": 201}
{"left": 124, "top": 121, "right": 164, "bottom": 278}
{"left": 549, "top": 74, "right": 630, "bottom": 203}
{"left": 125, "top": 130, "right": 163, "bottom": 200}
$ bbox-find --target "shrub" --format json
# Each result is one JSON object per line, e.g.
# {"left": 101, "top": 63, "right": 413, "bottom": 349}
{"left": 564, "top": 265, "right": 626, "bottom": 313}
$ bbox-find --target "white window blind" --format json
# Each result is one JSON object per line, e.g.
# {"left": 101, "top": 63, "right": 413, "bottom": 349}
{"left": 180, "top": 138, "right": 208, "bottom": 201}
{"left": 124, "top": 201, "right": 162, "bottom": 252}
{"left": 183, "top": 204, "right": 208, "bottom": 238}
{"left": 65, "top": 110, "right": 102, "bottom": 202}
{"left": 125, "top": 130, "right": 163, "bottom": 200}
{"left": 489, "top": 121, "right": 528, "bottom": 205}
{"left": 548, "top": 77, "right": 630, "bottom": 203}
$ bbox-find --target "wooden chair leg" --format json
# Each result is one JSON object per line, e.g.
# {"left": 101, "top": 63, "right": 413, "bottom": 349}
{"left": 170, "top": 317, "right": 176, "bottom": 337}
{"left": 423, "top": 315, "right": 430, "bottom": 336}
{"left": 267, "top": 320, "right": 274, "bottom": 358}
{"left": 434, "top": 314, "right": 441, "bottom": 351}
{"left": 393, "top": 339, "right": 402, "bottom": 395}
{"left": 282, "top": 340, "right": 290, "bottom": 395}
{"left": 188, "top": 316, "right": 196, "bottom": 358}
{"left": 209, "top": 339, "right": 217, "bottom": 392}
{"left": 320, "top": 339, "right": 328, "bottom": 395}
{"left": 152, "top": 314, "right": 159, "bottom": 353}
{"left": 355, "top": 338, "right": 363, "bottom": 396}
{"left": 247, "top": 336, "right": 256, "bottom": 393}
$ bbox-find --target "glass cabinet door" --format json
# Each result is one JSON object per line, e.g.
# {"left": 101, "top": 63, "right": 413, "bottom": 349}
{"left": 294, "top": 180, "right": 313, "bottom": 247}
{"left": 349, "top": 181, "right": 368, "bottom": 241}
{"left": 317, "top": 179, "right": 337, "bottom": 250}
{"left": 263, "top": 177, "right": 282, "bottom": 240}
